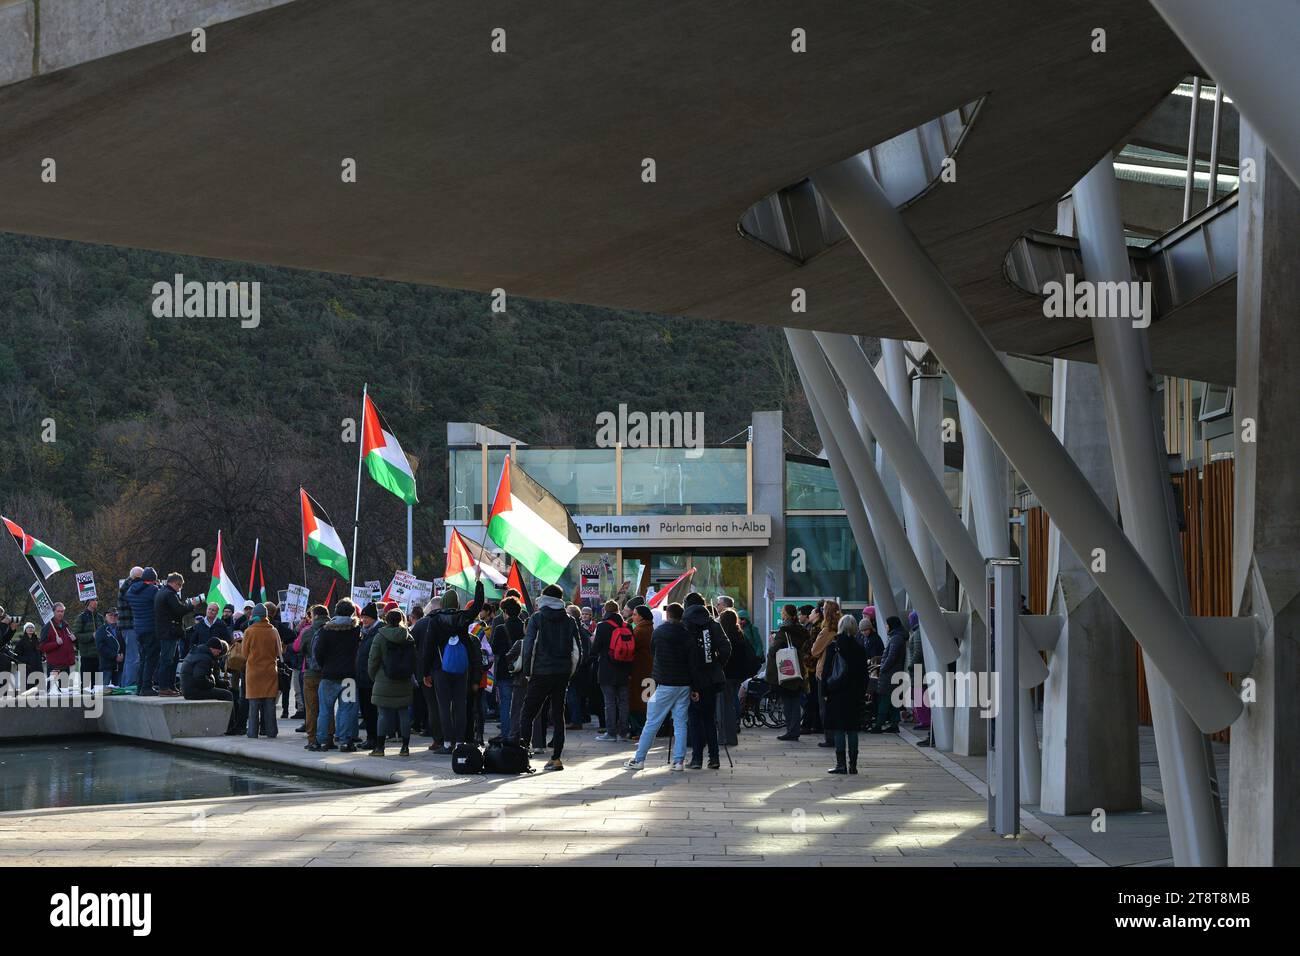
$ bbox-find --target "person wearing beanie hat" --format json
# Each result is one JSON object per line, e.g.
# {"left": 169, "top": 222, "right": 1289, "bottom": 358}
{"left": 355, "top": 603, "right": 382, "bottom": 750}
{"left": 180, "top": 630, "right": 233, "bottom": 703}
{"left": 309, "top": 599, "right": 362, "bottom": 752}
{"left": 242, "top": 603, "right": 283, "bottom": 739}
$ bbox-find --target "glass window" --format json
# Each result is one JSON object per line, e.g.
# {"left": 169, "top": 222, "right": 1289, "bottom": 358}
{"left": 785, "top": 457, "right": 842, "bottom": 510}
{"left": 621, "top": 447, "right": 748, "bottom": 514}
{"left": 514, "top": 448, "right": 617, "bottom": 515}
{"left": 785, "top": 515, "right": 869, "bottom": 604}
{"left": 447, "top": 448, "right": 482, "bottom": 521}
{"left": 691, "top": 553, "right": 750, "bottom": 617}
{"left": 485, "top": 448, "right": 509, "bottom": 514}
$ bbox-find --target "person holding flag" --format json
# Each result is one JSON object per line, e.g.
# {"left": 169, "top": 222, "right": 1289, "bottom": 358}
{"left": 418, "top": 575, "right": 485, "bottom": 756}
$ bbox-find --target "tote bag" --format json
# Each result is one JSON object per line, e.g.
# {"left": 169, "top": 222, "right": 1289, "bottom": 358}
{"left": 775, "top": 633, "right": 802, "bottom": 689}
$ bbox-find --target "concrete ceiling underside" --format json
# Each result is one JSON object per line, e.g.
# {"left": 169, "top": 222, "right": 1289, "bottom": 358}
{"left": 0, "top": 0, "right": 1229, "bottom": 380}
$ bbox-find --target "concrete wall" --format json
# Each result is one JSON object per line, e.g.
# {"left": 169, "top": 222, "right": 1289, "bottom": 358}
{"left": 0, "top": 694, "right": 230, "bottom": 742}
{"left": 0, "top": 0, "right": 298, "bottom": 89}
{"left": 750, "top": 410, "right": 785, "bottom": 621}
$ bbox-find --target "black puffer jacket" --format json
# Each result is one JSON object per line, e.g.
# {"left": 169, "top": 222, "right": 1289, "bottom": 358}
{"left": 153, "top": 586, "right": 192, "bottom": 642}
{"left": 180, "top": 644, "right": 221, "bottom": 696}
{"left": 682, "top": 603, "right": 730, "bottom": 689}
{"left": 522, "top": 597, "right": 582, "bottom": 677}
{"left": 316, "top": 618, "right": 361, "bottom": 682}
{"left": 650, "top": 620, "right": 695, "bottom": 689}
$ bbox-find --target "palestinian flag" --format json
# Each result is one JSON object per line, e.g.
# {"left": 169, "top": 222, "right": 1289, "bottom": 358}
{"left": 486, "top": 456, "right": 582, "bottom": 585}
{"left": 648, "top": 567, "right": 696, "bottom": 609}
{"left": 247, "top": 538, "right": 269, "bottom": 603}
{"left": 300, "top": 488, "right": 350, "bottom": 580}
{"left": 506, "top": 560, "right": 534, "bottom": 614}
{"left": 206, "top": 531, "right": 246, "bottom": 611}
{"left": 445, "top": 529, "right": 508, "bottom": 598}
{"left": 361, "top": 390, "right": 418, "bottom": 505}
{"left": 2, "top": 516, "right": 75, "bottom": 580}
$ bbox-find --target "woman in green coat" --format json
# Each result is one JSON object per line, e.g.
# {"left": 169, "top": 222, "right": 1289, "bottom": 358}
{"left": 366, "top": 609, "right": 416, "bottom": 756}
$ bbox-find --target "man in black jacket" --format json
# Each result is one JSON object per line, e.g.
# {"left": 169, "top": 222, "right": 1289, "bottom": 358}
{"left": 310, "top": 600, "right": 363, "bottom": 752}
{"left": 624, "top": 602, "right": 697, "bottom": 772}
{"left": 512, "top": 584, "right": 583, "bottom": 772}
{"left": 181, "top": 637, "right": 233, "bottom": 702}
{"left": 153, "top": 572, "right": 202, "bottom": 697}
{"left": 682, "top": 592, "right": 731, "bottom": 769}
{"left": 418, "top": 580, "right": 485, "bottom": 755}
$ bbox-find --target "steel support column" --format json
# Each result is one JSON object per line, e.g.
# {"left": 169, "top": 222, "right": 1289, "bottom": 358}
{"left": 809, "top": 155, "right": 1240, "bottom": 734}
{"left": 816, "top": 332, "right": 1049, "bottom": 689}
{"left": 786, "top": 331, "right": 958, "bottom": 677}
{"left": 1073, "top": 155, "right": 1226, "bottom": 866}
{"left": 957, "top": 389, "right": 1042, "bottom": 803}
{"left": 784, "top": 336, "right": 899, "bottom": 627}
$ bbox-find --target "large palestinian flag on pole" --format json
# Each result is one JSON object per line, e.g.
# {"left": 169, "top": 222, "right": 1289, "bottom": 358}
{"left": 207, "top": 530, "right": 246, "bottom": 611}
{"left": 2, "top": 516, "right": 75, "bottom": 580}
{"left": 486, "top": 456, "right": 582, "bottom": 585}
{"left": 361, "top": 392, "right": 418, "bottom": 505}
{"left": 445, "top": 529, "right": 508, "bottom": 598}
{"left": 300, "top": 488, "right": 350, "bottom": 580}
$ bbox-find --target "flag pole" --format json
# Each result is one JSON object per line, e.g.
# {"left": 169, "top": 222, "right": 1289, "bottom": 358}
{"left": 299, "top": 488, "right": 308, "bottom": 590}
{"left": 350, "top": 383, "right": 367, "bottom": 591}
{"left": 247, "top": 537, "right": 259, "bottom": 598}
{"left": 406, "top": 503, "right": 414, "bottom": 573}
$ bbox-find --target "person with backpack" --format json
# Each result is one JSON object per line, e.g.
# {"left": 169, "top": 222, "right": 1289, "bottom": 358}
{"left": 512, "top": 584, "right": 583, "bottom": 772}
{"left": 719, "top": 607, "right": 753, "bottom": 745}
{"left": 419, "top": 580, "right": 485, "bottom": 755}
{"left": 591, "top": 600, "right": 635, "bottom": 742}
{"left": 367, "top": 608, "right": 417, "bottom": 756}
{"left": 682, "top": 592, "right": 731, "bottom": 769}
{"left": 309, "top": 600, "right": 361, "bottom": 752}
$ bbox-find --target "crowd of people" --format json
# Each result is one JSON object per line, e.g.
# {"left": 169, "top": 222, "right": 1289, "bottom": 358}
{"left": 2, "top": 567, "right": 932, "bottom": 774}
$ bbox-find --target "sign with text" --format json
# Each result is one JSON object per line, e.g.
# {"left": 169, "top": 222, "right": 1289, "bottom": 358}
{"left": 283, "top": 584, "right": 310, "bottom": 624}
{"left": 75, "top": 572, "right": 97, "bottom": 603}
{"left": 29, "top": 580, "right": 55, "bottom": 626}
{"left": 573, "top": 514, "right": 771, "bottom": 548}
{"left": 385, "top": 571, "right": 433, "bottom": 609}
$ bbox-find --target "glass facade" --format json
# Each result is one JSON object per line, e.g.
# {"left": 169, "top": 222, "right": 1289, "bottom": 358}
{"left": 514, "top": 448, "right": 617, "bottom": 515}
{"left": 784, "top": 514, "right": 869, "bottom": 604}
{"left": 447, "top": 448, "right": 483, "bottom": 521}
{"left": 785, "top": 457, "right": 843, "bottom": 510}
{"left": 621, "top": 447, "right": 747, "bottom": 514}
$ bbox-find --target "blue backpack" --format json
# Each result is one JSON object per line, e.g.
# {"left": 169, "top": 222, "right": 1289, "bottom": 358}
{"left": 441, "top": 635, "right": 469, "bottom": 675}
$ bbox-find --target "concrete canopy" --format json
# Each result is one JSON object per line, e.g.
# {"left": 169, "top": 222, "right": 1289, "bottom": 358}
{"left": 0, "top": 1, "right": 1215, "bottom": 376}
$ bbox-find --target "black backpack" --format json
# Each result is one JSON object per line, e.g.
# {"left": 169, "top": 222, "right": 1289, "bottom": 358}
{"left": 452, "top": 742, "right": 484, "bottom": 775}
{"left": 383, "top": 638, "right": 416, "bottom": 682}
{"left": 483, "top": 739, "right": 534, "bottom": 774}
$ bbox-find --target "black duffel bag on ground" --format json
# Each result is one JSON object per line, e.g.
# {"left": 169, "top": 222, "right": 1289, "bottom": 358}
{"left": 452, "top": 742, "right": 484, "bottom": 775}
{"left": 483, "top": 739, "right": 534, "bottom": 775}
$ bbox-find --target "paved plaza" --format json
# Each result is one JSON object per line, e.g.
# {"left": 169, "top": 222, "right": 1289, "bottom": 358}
{"left": 0, "top": 717, "right": 1193, "bottom": 867}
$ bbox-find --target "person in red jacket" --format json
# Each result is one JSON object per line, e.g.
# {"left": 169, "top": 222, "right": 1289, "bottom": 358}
{"left": 39, "top": 602, "right": 77, "bottom": 687}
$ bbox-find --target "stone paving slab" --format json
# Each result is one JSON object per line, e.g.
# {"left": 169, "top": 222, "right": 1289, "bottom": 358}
{"left": 0, "top": 720, "right": 1080, "bottom": 867}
